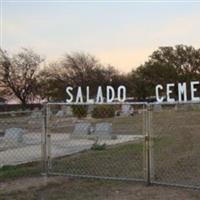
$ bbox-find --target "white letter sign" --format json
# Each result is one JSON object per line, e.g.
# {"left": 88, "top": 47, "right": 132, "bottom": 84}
{"left": 191, "top": 81, "right": 200, "bottom": 101}
{"left": 166, "top": 83, "right": 175, "bottom": 102}
{"left": 155, "top": 81, "right": 200, "bottom": 103}
{"left": 106, "top": 86, "right": 115, "bottom": 103}
{"left": 76, "top": 87, "right": 83, "bottom": 103}
{"left": 66, "top": 86, "right": 73, "bottom": 103}
{"left": 178, "top": 82, "right": 187, "bottom": 102}
{"left": 117, "top": 85, "right": 126, "bottom": 102}
{"left": 155, "top": 84, "right": 164, "bottom": 103}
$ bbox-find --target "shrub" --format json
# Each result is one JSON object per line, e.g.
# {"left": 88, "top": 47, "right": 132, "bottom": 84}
{"left": 72, "top": 105, "right": 88, "bottom": 118}
{"left": 92, "top": 105, "right": 115, "bottom": 118}
{"left": 91, "top": 143, "right": 106, "bottom": 151}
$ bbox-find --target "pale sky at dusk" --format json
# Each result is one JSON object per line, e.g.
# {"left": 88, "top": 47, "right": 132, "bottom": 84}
{"left": 1, "top": 1, "right": 200, "bottom": 72}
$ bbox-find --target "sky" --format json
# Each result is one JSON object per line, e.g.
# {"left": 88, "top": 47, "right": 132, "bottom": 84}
{"left": 1, "top": 0, "right": 200, "bottom": 72}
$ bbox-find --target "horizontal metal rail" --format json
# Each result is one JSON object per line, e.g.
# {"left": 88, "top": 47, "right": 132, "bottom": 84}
{"left": 151, "top": 181, "right": 200, "bottom": 190}
{"left": 47, "top": 102, "right": 148, "bottom": 106}
{"left": 47, "top": 100, "right": 200, "bottom": 106}
{"left": 48, "top": 172, "right": 144, "bottom": 182}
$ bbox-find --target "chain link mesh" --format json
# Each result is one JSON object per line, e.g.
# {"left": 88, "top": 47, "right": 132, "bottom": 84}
{"left": 0, "top": 110, "right": 43, "bottom": 179}
{"left": 1, "top": 102, "right": 200, "bottom": 189}
{"left": 150, "top": 103, "right": 200, "bottom": 188}
{"left": 46, "top": 103, "right": 146, "bottom": 181}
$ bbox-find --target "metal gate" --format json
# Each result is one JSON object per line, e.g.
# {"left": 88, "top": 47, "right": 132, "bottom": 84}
{"left": 44, "top": 102, "right": 148, "bottom": 182}
{"left": 43, "top": 101, "right": 200, "bottom": 189}
{"left": 149, "top": 102, "right": 200, "bottom": 189}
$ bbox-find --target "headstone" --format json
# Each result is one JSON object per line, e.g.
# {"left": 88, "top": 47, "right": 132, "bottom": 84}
{"left": 10, "top": 112, "right": 16, "bottom": 117}
{"left": 88, "top": 105, "right": 94, "bottom": 114}
{"left": 153, "top": 104, "right": 162, "bottom": 112}
{"left": 31, "top": 111, "right": 42, "bottom": 119}
{"left": 190, "top": 103, "right": 200, "bottom": 111}
{"left": 47, "top": 110, "right": 53, "bottom": 118}
{"left": 129, "top": 107, "right": 134, "bottom": 116}
{"left": 94, "top": 122, "right": 113, "bottom": 139}
{"left": 120, "top": 105, "right": 134, "bottom": 116}
{"left": 121, "top": 104, "right": 132, "bottom": 116}
{"left": 65, "top": 106, "right": 73, "bottom": 116}
{"left": 4, "top": 128, "right": 24, "bottom": 145}
{"left": 55, "top": 110, "right": 65, "bottom": 118}
{"left": 71, "top": 122, "right": 91, "bottom": 139}
{"left": 33, "top": 107, "right": 39, "bottom": 112}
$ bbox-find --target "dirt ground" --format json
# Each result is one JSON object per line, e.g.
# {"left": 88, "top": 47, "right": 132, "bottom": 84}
{"left": 0, "top": 177, "right": 200, "bottom": 200}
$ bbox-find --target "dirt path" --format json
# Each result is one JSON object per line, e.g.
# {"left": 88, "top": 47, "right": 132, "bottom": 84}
{"left": 0, "top": 177, "right": 200, "bottom": 200}
{"left": 0, "top": 177, "right": 62, "bottom": 193}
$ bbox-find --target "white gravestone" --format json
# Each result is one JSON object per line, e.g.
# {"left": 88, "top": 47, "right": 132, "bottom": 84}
{"left": 94, "top": 122, "right": 113, "bottom": 139}
{"left": 65, "top": 106, "right": 73, "bottom": 116}
{"left": 55, "top": 110, "right": 65, "bottom": 118}
{"left": 10, "top": 112, "right": 16, "bottom": 117}
{"left": 153, "top": 104, "right": 162, "bottom": 112}
{"left": 88, "top": 105, "right": 94, "bottom": 114}
{"left": 31, "top": 111, "right": 42, "bottom": 119}
{"left": 121, "top": 105, "right": 134, "bottom": 116}
{"left": 4, "top": 128, "right": 25, "bottom": 146}
{"left": 71, "top": 122, "right": 91, "bottom": 139}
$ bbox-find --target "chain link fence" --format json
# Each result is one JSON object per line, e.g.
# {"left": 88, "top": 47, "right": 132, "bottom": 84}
{"left": 46, "top": 103, "right": 146, "bottom": 181}
{"left": 150, "top": 102, "right": 200, "bottom": 189}
{"left": 0, "top": 102, "right": 200, "bottom": 189}
{"left": 0, "top": 109, "right": 44, "bottom": 180}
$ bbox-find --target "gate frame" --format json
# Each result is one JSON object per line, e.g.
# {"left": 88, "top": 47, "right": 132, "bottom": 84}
{"left": 148, "top": 100, "right": 200, "bottom": 190}
{"left": 42, "top": 100, "right": 200, "bottom": 189}
{"left": 44, "top": 102, "right": 149, "bottom": 183}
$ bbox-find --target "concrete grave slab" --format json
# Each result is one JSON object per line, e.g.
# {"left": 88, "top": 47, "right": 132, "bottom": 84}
{"left": 71, "top": 122, "right": 91, "bottom": 139}
{"left": 153, "top": 104, "right": 162, "bottom": 112}
{"left": 3, "top": 128, "right": 25, "bottom": 147}
{"left": 55, "top": 110, "right": 65, "bottom": 118}
{"left": 31, "top": 111, "right": 42, "bottom": 119}
{"left": 94, "top": 122, "right": 114, "bottom": 139}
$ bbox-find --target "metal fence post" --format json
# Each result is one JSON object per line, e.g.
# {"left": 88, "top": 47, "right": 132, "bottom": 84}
{"left": 41, "top": 103, "right": 48, "bottom": 175}
{"left": 149, "top": 104, "right": 154, "bottom": 182}
{"left": 46, "top": 103, "right": 52, "bottom": 174}
{"left": 144, "top": 103, "right": 151, "bottom": 185}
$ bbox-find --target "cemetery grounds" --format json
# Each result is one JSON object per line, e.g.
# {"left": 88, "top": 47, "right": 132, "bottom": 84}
{"left": 0, "top": 103, "right": 200, "bottom": 199}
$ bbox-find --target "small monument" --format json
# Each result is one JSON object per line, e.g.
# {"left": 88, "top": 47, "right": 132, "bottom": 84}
{"left": 71, "top": 122, "right": 91, "bottom": 139}
{"left": 121, "top": 105, "right": 134, "bottom": 116}
{"left": 4, "top": 128, "right": 25, "bottom": 146}
{"left": 55, "top": 110, "right": 65, "bottom": 118}
{"left": 94, "top": 122, "right": 113, "bottom": 139}
{"left": 153, "top": 104, "right": 162, "bottom": 112}
{"left": 65, "top": 106, "right": 73, "bottom": 116}
{"left": 31, "top": 111, "right": 42, "bottom": 119}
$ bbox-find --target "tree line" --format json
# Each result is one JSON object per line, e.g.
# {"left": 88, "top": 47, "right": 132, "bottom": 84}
{"left": 0, "top": 44, "right": 200, "bottom": 105}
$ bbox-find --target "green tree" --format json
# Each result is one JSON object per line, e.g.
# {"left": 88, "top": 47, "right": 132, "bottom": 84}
{"left": 130, "top": 45, "right": 200, "bottom": 99}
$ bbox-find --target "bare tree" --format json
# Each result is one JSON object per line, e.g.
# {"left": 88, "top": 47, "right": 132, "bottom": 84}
{"left": 0, "top": 48, "right": 44, "bottom": 105}
{"left": 38, "top": 52, "right": 124, "bottom": 101}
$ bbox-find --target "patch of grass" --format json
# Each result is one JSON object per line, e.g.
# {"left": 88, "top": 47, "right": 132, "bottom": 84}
{"left": 0, "top": 143, "right": 143, "bottom": 183}
{"left": 151, "top": 110, "right": 200, "bottom": 185}
{"left": 0, "top": 162, "right": 41, "bottom": 181}
{"left": 50, "top": 142, "right": 144, "bottom": 179}
{"left": 153, "top": 136, "right": 175, "bottom": 151}
{"left": 91, "top": 143, "right": 106, "bottom": 151}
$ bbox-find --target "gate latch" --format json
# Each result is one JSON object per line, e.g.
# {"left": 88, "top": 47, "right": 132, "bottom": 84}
{"left": 145, "top": 135, "right": 149, "bottom": 142}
